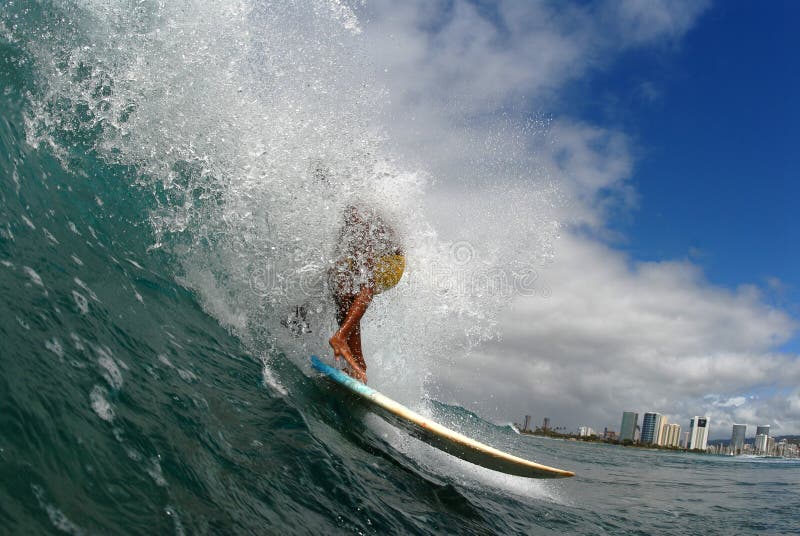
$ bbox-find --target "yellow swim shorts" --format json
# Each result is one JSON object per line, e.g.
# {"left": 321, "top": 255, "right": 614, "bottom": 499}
{"left": 373, "top": 254, "right": 405, "bottom": 293}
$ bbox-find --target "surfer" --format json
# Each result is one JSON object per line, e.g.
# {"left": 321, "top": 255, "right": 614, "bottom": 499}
{"left": 328, "top": 205, "right": 404, "bottom": 383}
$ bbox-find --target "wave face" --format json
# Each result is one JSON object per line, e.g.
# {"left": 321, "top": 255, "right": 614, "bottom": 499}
{"left": 3, "top": 0, "right": 537, "bottom": 404}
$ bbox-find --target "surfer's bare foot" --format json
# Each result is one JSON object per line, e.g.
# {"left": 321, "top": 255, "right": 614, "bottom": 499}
{"left": 342, "top": 365, "right": 367, "bottom": 384}
{"left": 329, "top": 334, "right": 367, "bottom": 382}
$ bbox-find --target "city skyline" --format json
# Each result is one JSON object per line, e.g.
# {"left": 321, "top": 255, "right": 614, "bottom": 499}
{"left": 518, "top": 407, "right": 789, "bottom": 443}
{"left": 513, "top": 409, "right": 798, "bottom": 458}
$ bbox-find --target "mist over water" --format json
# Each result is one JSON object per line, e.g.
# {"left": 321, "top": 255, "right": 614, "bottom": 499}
{"left": 6, "top": 0, "right": 562, "bottom": 405}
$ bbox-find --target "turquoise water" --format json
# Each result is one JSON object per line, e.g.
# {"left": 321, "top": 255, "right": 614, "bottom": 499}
{"left": 2, "top": 2, "right": 799, "bottom": 534}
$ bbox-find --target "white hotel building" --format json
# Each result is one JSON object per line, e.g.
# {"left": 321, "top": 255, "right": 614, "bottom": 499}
{"left": 688, "top": 416, "right": 709, "bottom": 451}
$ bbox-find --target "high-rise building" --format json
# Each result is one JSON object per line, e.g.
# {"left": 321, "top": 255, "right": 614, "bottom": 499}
{"left": 680, "top": 431, "right": 690, "bottom": 448}
{"left": 620, "top": 412, "right": 638, "bottom": 442}
{"left": 688, "top": 416, "right": 709, "bottom": 450}
{"left": 731, "top": 424, "right": 746, "bottom": 455}
{"left": 654, "top": 415, "right": 668, "bottom": 445}
{"left": 577, "top": 426, "right": 595, "bottom": 437}
{"left": 641, "top": 413, "right": 662, "bottom": 444}
{"left": 661, "top": 423, "right": 681, "bottom": 447}
{"left": 523, "top": 415, "right": 531, "bottom": 433}
{"left": 756, "top": 425, "right": 770, "bottom": 437}
{"left": 542, "top": 417, "right": 551, "bottom": 431}
{"left": 755, "top": 433, "right": 769, "bottom": 455}
{"left": 775, "top": 439, "right": 796, "bottom": 458}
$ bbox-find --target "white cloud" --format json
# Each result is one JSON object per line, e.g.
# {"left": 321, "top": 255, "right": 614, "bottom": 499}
{"left": 608, "top": 0, "right": 710, "bottom": 44}
{"left": 360, "top": 0, "right": 677, "bottom": 228}
{"left": 431, "top": 232, "right": 800, "bottom": 437}
{"left": 351, "top": 1, "right": 800, "bottom": 437}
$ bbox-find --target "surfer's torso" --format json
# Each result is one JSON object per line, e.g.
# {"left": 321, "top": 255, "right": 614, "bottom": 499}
{"left": 330, "top": 205, "right": 404, "bottom": 295}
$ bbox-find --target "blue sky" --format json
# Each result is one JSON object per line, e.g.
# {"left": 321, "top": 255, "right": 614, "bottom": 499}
{"left": 568, "top": 2, "right": 800, "bottom": 333}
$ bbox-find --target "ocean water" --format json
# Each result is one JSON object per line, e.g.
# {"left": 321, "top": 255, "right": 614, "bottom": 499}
{"left": 2, "top": 2, "right": 799, "bottom": 535}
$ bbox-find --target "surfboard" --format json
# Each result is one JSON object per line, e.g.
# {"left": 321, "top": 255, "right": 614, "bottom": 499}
{"left": 311, "top": 356, "right": 575, "bottom": 479}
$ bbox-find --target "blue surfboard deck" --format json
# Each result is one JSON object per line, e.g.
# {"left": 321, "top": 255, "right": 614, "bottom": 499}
{"left": 311, "top": 356, "right": 574, "bottom": 479}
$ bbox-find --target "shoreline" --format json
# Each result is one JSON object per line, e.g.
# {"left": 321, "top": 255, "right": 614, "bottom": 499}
{"left": 512, "top": 428, "right": 800, "bottom": 459}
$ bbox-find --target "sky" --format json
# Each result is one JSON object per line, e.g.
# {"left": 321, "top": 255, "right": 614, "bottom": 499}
{"left": 357, "top": 0, "right": 800, "bottom": 439}
{"left": 582, "top": 2, "right": 800, "bottom": 328}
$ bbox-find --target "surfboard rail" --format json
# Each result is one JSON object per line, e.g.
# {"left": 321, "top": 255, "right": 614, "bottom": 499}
{"left": 311, "top": 356, "right": 575, "bottom": 479}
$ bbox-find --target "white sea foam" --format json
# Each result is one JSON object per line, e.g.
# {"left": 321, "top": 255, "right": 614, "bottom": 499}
{"left": 23, "top": 266, "right": 43, "bottom": 286}
{"left": 31, "top": 484, "right": 84, "bottom": 536}
{"left": 72, "top": 291, "right": 89, "bottom": 314}
{"left": 73, "top": 278, "right": 99, "bottom": 301}
{"left": 97, "top": 350, "right": 123, "bottom": 389}
{"left": 45, "top": 338, "right": 64, "bottom": 358}
{"left": 0, "top": 224, "right": 14, "bottom": 241}
{"left": 158, "top": 353, "right": 197, "bottom": 382}
{"left": 70, "top": 254, "right": 83, "bottom": 266}
{"left": 124, "top": 446, "right": 142, "bottom": 462}
{"left": 146, "top": 456, "right": 168, "bottom": 487}
{"left": 121, "top": 437, "right": 155, "bottom": 474}
{"left": 70, "top": 332, "right": 85, "bottom": 351}
{"left": 177, "top": 368, "right": 197, "bottom": 382}
{"left": 261, "top": 361, "right": 289, "bottom": 396}
{"left": 165, "top": 506, "right": 186, "bottom": 536}
{"left": 114, "top": 356, "right": 129, "bottom": 371}
{"left": 90, "top": 385, "right": 114, "bottom": 422}
{"left": 43, "top": 227, "right": 59, "bottom": 244}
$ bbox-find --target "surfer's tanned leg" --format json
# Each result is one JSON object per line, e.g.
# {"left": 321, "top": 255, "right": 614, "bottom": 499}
{"left": 330, "top": 285, "right": 373, "bottom": 383}
{"left": 328, "top": 205, "right": 404, "bottom": 383}
{"left": 347, "top": 320, "right": 365, "bottom": 370}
